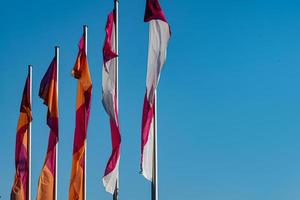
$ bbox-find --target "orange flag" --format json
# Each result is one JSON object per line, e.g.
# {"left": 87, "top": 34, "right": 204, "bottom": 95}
{"left": 36, "top": 57, "right": 58, "bottom": 200}
{"left": 69, "top": 34, "right": 92, "bottom": 200}
{"left": 11, "top": 70, "right": 32, "bottom": 200}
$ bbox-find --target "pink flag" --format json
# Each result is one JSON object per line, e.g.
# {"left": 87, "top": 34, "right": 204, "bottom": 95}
{"left": 102, "top": 10, "right": 121, "bottom": 194}
{"left": 140, "top": 0, "right": 170, "bottom": 181}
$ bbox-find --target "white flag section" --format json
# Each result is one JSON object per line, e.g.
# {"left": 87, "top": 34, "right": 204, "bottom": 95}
{"left": 102, "top": 22, "right": 117, "bottom": 121}
{"left": 146, "top": 20, "right": 171, "bottom": 103}
{"left": 102, "top": 10, "right": 121, "bottom": 194}
{"left": 141, "top": 0, "right": 171, "bottom": 182}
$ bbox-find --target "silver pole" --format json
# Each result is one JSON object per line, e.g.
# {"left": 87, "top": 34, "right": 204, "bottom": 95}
{"left": 83, "top": 25, "right": 88, "bottom": 200}
{"left": 113, "top": 1, "right": 119, "bottom": 200}
{"left": 55, "top": 46, "right": 59, "bottom": 200}
{"left": 152, "top": 90, "right": 158, "bottom": 200}
{"left": 115, "top": 0, "right": 119, "bottom": 107}
{"left": 84, "top": 25, "right": 88, "bottom": 54}
{"left": 28, "top": 64, "right": 32, "bottom": 200}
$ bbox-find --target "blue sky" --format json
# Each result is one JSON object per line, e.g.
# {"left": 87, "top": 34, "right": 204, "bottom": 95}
{"left": 1, "top": 0, "right": 300, "bottom": 199}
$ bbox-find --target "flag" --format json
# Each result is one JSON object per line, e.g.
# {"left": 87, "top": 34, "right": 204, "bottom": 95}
{"left": 11, "top": 70, "right": 32, "bottom": 200}
{"left": 102, "top": 10, "right": 121, "bottom": 194}
{"left": 140, "top": 0, "right": 170, "bottom": 181}
{"left": 36, "top": 57, "right": 58, "bottom": 200}
{"left": 69, "top": 34, "right": 92, "bottom": 200}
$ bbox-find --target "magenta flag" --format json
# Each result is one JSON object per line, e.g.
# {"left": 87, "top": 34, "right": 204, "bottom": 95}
{"left": 101, "top": 10, "right": 121, "bottom": 194}
{"left": 140, "top": 0, "right": 171, "bottom": 181}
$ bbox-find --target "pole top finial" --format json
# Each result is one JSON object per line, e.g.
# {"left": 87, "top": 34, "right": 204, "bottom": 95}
{"left": 83, "top": 25, "right": 88, "bottom": 34}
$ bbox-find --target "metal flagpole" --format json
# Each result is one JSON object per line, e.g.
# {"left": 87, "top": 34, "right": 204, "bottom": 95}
{"left": 152, "top": 90, "right": 158, "bottom": 200}
{"left": 55, "top": 46, "right": 59, "bottom": 200}
{"left": 28, "top": 64, "right": 32, "bottom": 200}
{"left": 113, "top": 0, "right": 119, "bottom": 200}
{"left": 83, "top": 25, "right": 88, "bottom": 200}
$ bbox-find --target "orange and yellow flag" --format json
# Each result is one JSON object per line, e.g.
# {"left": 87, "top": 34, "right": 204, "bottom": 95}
{"left": 69, "top": 35, "right": 92, "bottom": 200}
{"left": 36, "top": 57, "right": 59, "bottom": 200}
{"left": 11, "top": 70, "right": 32, "bottom": 200}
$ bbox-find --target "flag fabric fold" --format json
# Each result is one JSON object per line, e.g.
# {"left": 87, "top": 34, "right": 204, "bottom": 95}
{"left": 11, "top": 71, "right": 32, "bottom": 200}
{"left": 69, "top": 35, "right": 92, "bottom": 200}
{"left": 140, "top": 0, "right": 170, "bottom": 181}
{"left": 36, "top": 57, "right": 58, "bottom": 200}
{"left": 102, "top": 10, "right": 121, "bottom": 194}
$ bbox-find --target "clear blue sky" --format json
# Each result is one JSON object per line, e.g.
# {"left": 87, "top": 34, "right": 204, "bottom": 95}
{"left": 1, "top": 0, "right": 300, "bottom": 199}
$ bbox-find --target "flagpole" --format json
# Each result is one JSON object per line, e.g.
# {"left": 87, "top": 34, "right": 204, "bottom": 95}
{"left": 113, "top": 0, "right": 119, "bottom": 200}
{"left": 55, "top": 46, "right": 59, "bottom": 200}
{"left": 152, "top": 90, "right": 158, "bottom": 200}
{"left": 83, "top": 25, "right": 88, "bottom": 200}
{"left": 28, "top": 64, "right": 32, "bottom": 200}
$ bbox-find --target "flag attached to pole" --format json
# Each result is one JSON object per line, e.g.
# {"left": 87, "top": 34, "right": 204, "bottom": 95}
{"left": 140, "top": 0, "right": 170, "bottom": 181}
{"left": 102, "top": 10, "right": 121, "bottom": 195}
{"left": 36, "top": 57, "right": 58, "bottom": 200}
{"left": 69, "top": 34, "right": 92, "bottom": 200}
{"left": 11, "top": 70, "right": 32, "bottom": 200}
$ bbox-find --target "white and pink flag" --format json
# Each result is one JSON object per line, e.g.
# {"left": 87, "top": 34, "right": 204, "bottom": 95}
{"left": 141, "top": 0, "right": 171, "bottom": 181}
{"left": 102, "top": 10, "right": 121, "bottom": 194}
